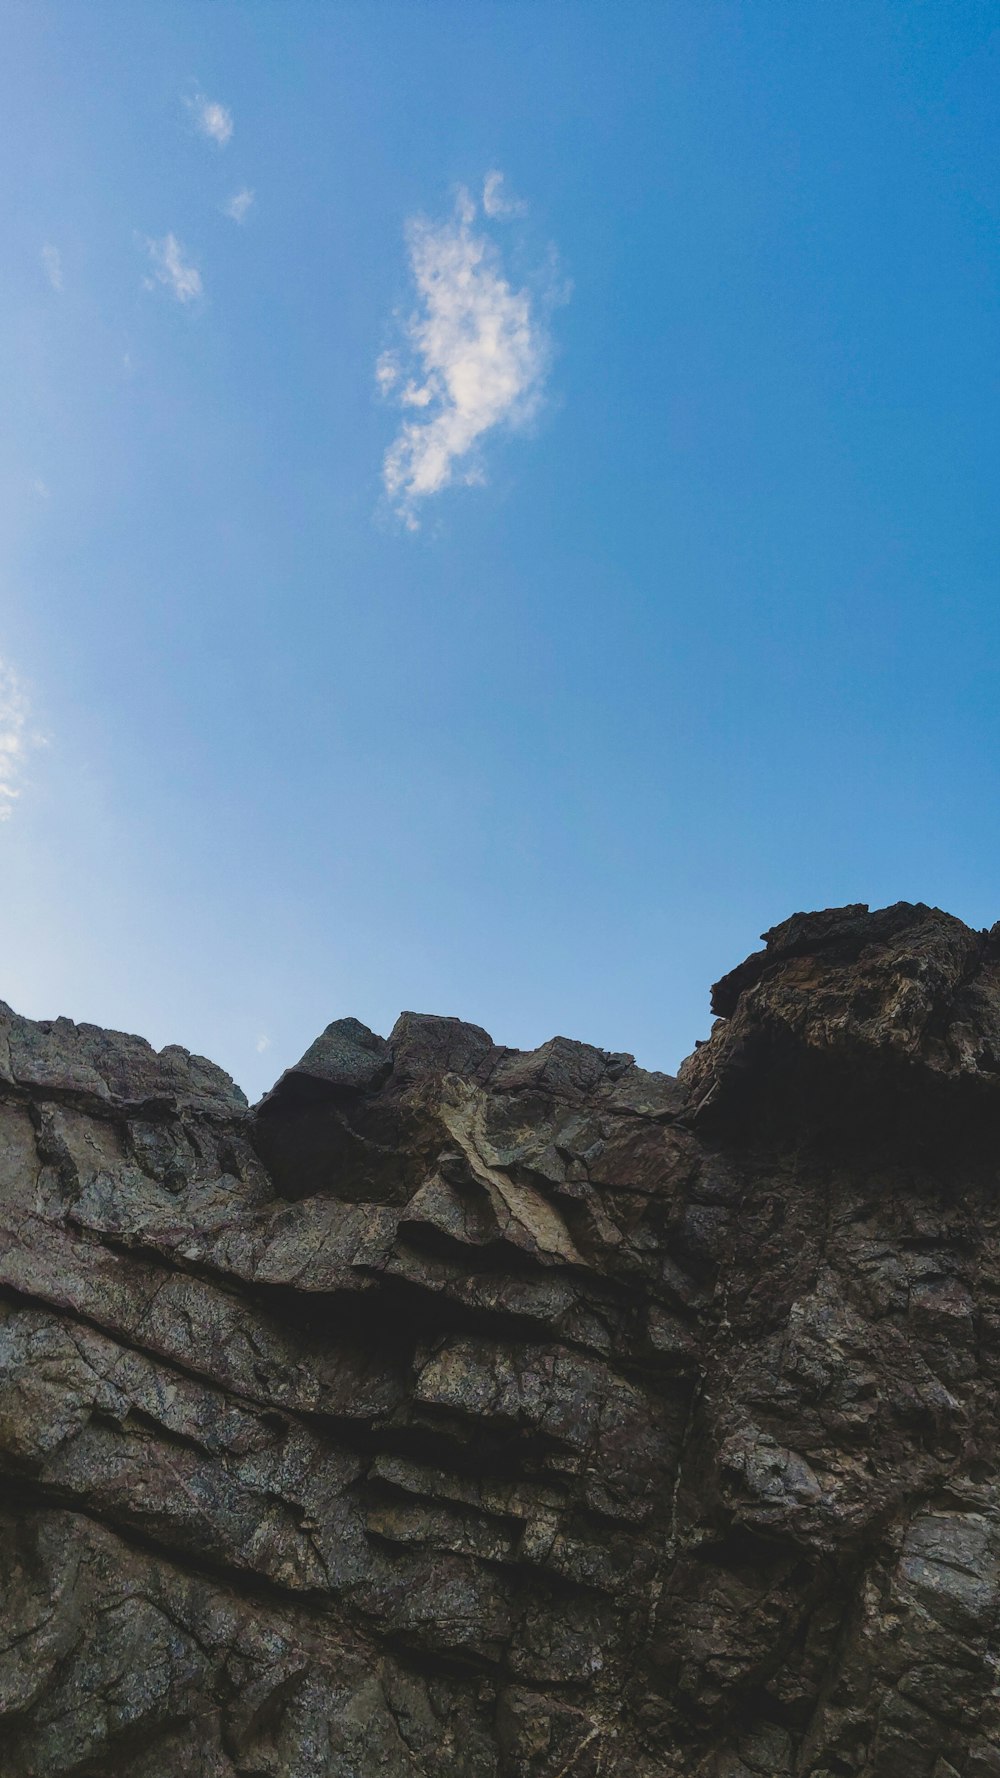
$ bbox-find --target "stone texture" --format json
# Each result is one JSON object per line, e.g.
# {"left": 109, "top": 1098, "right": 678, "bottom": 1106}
{"left": 5, "top": 905, "right": 1000, "bottom": 1773}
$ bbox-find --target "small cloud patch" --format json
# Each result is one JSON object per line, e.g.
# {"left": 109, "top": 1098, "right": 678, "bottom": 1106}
{"left": 187, "top": 91, "right": 233, "bottom": 147}
{"left": 0, "top": 659, "right": 37, "bottom": 821}
{"left": 144, "top": 234, "right": 203, "bottom": 304}
{"left": 482, "top": 171, "right": 525, "bottom": 219}
{"left": 224, "top": 188, "right": 254, "bottom": 224}
{"left": 41, "top": 245, "right": 63, "bottom": 291}
{"left": 378, "top": 178, "right": 556, "bottom": 527}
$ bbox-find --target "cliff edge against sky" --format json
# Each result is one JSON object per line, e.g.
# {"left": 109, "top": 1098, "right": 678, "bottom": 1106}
{"left": 3, "top": 903, "right": 1000, "bottom": 1776}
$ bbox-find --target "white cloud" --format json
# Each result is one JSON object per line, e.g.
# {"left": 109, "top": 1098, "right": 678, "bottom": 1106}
{"left": 0, "top": 659, "right": 34, "bottom": 821}
{"left": 41, "top": 244, "right": 63, "bottom": 291}
{"left": 145, "top": 234, "right": 203, "bottom": 304}
{"left": 375, "top": 351, "right": 399, "bottom": 394}
{"left": 187, "top": 91, "right": 233, "bottom": 146}
{"left": 224, "top": 187, "right": 254, "bottom": 223}
{"left": 482, "top": 171, "right": 525, "bottom": 219}
{"left": 379, "top": 181, "right": 550, "bottom": 525}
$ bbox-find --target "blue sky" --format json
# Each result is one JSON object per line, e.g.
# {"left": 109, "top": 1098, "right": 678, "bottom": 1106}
{"left": 3, "top": 1, "right": 999, "bottom": 1099}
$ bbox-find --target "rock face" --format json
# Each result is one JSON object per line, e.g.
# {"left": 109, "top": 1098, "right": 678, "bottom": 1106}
{"left": 4, "top": 903, "right": 1000, "bottom": 1776}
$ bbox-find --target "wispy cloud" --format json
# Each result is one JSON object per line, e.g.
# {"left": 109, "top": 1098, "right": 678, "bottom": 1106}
{"left": 0, "top": 659, "right": 35, "bottom": 821}
{"left": 378, "top": 179, "right": 553, "bottom": 526}
{"left": 41, "top": 244, "right": 63, "bottom": 291}
{"left": 375, "top": 352, "right": 400, "bottom": 396}
{"left": 224, "top": 187, "right": 255, "bottom": 224}
{"left": 187, "top": 90, "right": 233, "bottom": 147}
{"left": 482, "top": 171, "right": 525, "bottom": 219}
{"left": 144, "top": 234, "right": 203, "bottom": 304}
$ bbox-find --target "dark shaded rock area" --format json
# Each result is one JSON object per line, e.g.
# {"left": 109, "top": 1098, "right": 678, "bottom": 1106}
{"left": 5, "top": 903, "right": 1000, "bottom": 1775}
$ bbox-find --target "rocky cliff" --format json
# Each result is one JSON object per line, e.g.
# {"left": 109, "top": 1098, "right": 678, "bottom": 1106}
{"left": 4, "top": 902, "right": 1000, "bottom": 1777}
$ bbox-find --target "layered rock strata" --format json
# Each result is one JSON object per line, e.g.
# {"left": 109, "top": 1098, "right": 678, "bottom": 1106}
{"left": 3, "top": 902, "right": 1000, "bottom": 1775}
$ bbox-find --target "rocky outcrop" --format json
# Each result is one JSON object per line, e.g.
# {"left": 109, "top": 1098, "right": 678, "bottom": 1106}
{"left": 4, "top": 902, "right": 1000, "bottom": 1775}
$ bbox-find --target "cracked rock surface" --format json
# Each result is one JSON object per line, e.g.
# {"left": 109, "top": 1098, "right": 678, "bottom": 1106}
{"left": 5, "top": 902, "right": 1000, "bottom": 1775}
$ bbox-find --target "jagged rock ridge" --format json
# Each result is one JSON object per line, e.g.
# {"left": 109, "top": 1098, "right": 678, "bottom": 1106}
{"left": 4, "top": 902, "right": 1000, "bottom": 1775}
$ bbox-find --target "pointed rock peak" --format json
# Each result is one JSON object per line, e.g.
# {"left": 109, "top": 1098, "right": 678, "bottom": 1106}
{"left": 258, "top": 1016, "right": 391, "bottom": 1111}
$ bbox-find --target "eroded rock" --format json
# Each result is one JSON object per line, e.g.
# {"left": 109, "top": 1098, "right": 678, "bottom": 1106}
{"left": 4, "top": 906, "right": 1000, "bottom": 1774}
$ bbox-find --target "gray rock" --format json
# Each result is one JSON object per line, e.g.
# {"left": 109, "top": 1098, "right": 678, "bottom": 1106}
{"left": 6, "top": 904, "right": 1000, "bottom": 1773}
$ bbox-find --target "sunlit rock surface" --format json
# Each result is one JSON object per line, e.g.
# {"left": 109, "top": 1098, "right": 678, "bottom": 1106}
{"left": 4, "top": 902, "right": 1000, "bottom": 1775}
